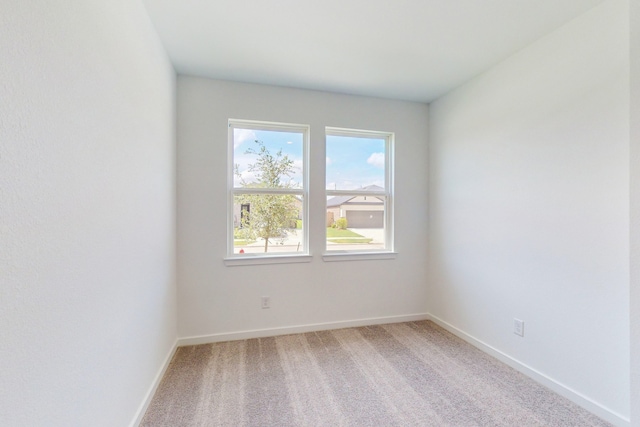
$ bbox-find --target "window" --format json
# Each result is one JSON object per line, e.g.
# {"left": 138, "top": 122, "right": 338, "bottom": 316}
{"left": 325, "top": 127, "right": 394, "bottom": 253}
{"left": 227, "top": 120, "right": 309, "bottom": 260}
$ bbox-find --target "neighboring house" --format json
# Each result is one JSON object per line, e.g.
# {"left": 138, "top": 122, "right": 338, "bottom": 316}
{"left": 232, "top": 202, "right": 250, "bottom": 228}
{"left": 233, "top": 196, "right": 302, "bottom": 228}
{"left": 327, "top": 185, "right": 384, "bottom": 228}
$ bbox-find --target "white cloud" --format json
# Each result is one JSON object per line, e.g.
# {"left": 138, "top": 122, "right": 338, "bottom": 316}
{"left": 234, "top": 169, "right": 257, "bottom": 186}
{"left": 326, "top": 157, "right": 332, "bottom": 165}
{"left": 288, "top": 160, "right": 304, "bottom": 185}
{"left": 233, "top": 128, "right": 257, "bottom": 149}
{"left": 367, "top": 152, "right": 385, "bottom": 168}
{"left": 287, "top": 141, "right": 293, "bottom": 145}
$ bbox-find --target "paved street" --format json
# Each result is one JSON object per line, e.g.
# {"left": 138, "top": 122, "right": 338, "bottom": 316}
{"left": 235, "top": 228, "right": 385, "bottom": 254}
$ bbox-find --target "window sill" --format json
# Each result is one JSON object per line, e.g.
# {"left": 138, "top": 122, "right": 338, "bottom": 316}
{"left": 224, "top": 254, "right": 313, "bottom": 267}
{"left": 322, "top": 251, "right": 397, "bottom": 262}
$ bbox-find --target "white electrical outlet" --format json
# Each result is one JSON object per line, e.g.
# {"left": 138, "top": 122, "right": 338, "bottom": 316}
{"left": 513, "top": 318, "right": 524, "bottom": 337}
{"left": 261, "top": 296, "right": 270, "bottom": 309}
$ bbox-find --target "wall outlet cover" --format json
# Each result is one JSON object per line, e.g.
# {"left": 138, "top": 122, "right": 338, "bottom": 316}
{"left": 261, "top": 296, "right": 270, "bottom": 309}
{"left": 513, "top": 318, "right": 524, "bottom": 337}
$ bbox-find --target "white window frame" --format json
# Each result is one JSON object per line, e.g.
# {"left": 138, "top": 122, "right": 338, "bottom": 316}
{"left": 323, "top": 127, "right": 395, "bottom": 261}
{"left": 225, "top": 119, "right": 311, "bottom": 266}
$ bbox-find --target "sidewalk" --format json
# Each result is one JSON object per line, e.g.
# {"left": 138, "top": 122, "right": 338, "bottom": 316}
{"left": 235, "top": 228, "right": 385, "bottom": 254}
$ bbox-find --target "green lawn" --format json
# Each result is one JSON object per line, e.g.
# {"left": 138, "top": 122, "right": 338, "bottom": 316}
{"left": 326, "top": 227, "right": 373, "bottom": 244}
{"left": 233, "top": 239, "right": 256, "bottom": 246}
{"left": 326, "top": 227, "right": 363, "bottom": 238}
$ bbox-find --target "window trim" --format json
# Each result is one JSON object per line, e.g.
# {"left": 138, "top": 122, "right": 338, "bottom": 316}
{"left": 322, "top": 252, "right": 397, "bottom": 262}
{"left": 224, "top": 254, "right": 313, "bottom": 267}
{"left": 324, "top": 127, "right": 395, "bottom": 255}
{"left": 227, "top": 119, "right": 310, "bottom": 261}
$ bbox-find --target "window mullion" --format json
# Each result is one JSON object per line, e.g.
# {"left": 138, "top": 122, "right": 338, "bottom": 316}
{"left": 233, "top": 188, "right": 303, "bottom": 195}
{"left": 326, "top": 190, "right": 388, "bottom": 197}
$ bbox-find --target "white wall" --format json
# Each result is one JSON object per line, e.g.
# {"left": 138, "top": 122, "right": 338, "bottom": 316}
{"left": 177, "top": 78, "right": 429, "bottom": 340}
{"left": 0, "top": 1, "right": 176, "bottom": 426}
{"left": 428, "top": 0, "right": 629, "bottom": 424}
{"left": 630, "top": 0, "right": 640, "bottom": 424}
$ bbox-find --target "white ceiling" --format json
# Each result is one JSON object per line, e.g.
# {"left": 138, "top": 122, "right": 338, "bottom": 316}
{"left": 142, "top": 0, "right": 604, "bottom": 103}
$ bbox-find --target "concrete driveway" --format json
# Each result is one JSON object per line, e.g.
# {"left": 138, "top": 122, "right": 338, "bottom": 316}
{"left": 348, "top": 228, "right": 384, "bottom": 244}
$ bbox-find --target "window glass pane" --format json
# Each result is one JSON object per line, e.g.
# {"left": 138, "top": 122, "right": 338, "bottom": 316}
{"left": 233, "top": 128, "right": 303, "bottom": 189}
{"left": 326, "top": 135, "right": 385, "bottom": 191}
{"left": 326, "top": 195, "right": 386, "bottom": 251}
{"left": 233, "top": 194, "right": 304, "bottom": 254}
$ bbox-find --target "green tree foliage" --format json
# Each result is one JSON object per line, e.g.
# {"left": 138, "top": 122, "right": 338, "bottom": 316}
{"left": 235, "top": 141, "right": 300, "bottom": 252}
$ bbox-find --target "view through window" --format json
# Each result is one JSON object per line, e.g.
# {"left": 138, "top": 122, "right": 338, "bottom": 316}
{"left": 326, "top": 128, "right": 393, "bottom": 252}
{"left": 229, "top": 120, "right": 308, "bottom": 256}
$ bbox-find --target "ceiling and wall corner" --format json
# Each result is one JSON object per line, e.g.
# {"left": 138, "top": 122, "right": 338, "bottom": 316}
{"left": 142, "top": 0, "right": 605, "bottom": 103}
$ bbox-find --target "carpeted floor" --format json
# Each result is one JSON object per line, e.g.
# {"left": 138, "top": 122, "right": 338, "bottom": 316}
{"left": 141, "top": 320, "right": 611, "bottom": 426}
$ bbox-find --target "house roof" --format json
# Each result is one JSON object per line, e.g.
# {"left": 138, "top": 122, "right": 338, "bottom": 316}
{"left": 327, "top": 185, "right": 384, "bottom": 208}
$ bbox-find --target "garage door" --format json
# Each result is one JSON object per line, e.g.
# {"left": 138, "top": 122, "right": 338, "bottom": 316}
{"left": 346, "top": 211, "right": 384, "bottom": 228}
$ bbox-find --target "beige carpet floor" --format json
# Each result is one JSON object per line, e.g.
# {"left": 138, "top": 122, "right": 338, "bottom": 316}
{"left": 141, "top": 320, "right": 612, "bottom": 426}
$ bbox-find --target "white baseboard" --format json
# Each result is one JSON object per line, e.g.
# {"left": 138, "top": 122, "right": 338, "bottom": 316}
{"left": 178, "top": 313, "right": 430, "bottom": 346}
{"left": 427, "top": 314, "right": 630, "bottom": 427}
{"left": 130, "top": 340, "right": 178, "bottom": 427}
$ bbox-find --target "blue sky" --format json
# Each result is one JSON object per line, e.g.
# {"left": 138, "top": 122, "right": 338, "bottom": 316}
{"left": 233, "top": 128, "right": 304, "bottom": 187}
{"left": 326, "top": 135, "right": 385, "bottom": 190}
{"left": 234, "top": 128, "right": 385, "bottom": 190}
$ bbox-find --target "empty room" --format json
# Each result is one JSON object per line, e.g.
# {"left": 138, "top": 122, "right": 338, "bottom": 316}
{"left": 1, "top": 0, "right": 639, "bottom": 426}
